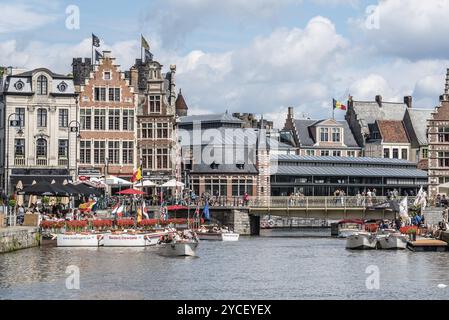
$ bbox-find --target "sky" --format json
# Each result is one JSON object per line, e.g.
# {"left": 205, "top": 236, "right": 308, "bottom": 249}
{"left": 1, "top": 0, "right": 449, "bottom": 128}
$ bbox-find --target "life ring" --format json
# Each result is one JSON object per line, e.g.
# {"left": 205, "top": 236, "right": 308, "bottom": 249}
{"left": 267, "top": 220, "right": 275, "bottom": 227}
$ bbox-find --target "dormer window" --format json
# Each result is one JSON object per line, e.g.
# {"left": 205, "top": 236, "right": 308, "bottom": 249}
{"left": 57, "top": 81, "right": 68, "bottom": 92}
{"left": 320, "top": 128, "right": 329, "bottom": 142}
{"left": 14, "top": 80, "right": 24, "bottom": 91}
{"left": 37, "top": 75, "right": 48, "bottom": 95}
{"left": 332, "top": 128, "right": 341, "bottom": 142}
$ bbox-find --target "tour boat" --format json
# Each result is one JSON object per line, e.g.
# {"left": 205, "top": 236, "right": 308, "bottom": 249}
{"left": 197, "top": 225, "right": 240, "bottom": 242}
{"left": 158, "top": 230, "right": 199, "bottom": 257}
{"left": 376, "top": 231, "right": 408, "bottom": 250}
{"left": 345, "top": 232, "right": 378, "bottom": 250}
{"left": 102, "top": 230, "right": 168, "bottom": 247}
{"left": 57, "top": 232, "right": 106, "bottom": 247}
{"left": 337, "top": 219, "right": 365, "bottom": 238}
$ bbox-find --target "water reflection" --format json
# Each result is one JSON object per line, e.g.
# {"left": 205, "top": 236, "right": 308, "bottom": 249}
{"left": 1, "top": 230, "right": 449, "bottom": 300}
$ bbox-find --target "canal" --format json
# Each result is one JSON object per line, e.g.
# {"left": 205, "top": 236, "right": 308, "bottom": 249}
{"left": 1, "top": 229, "right": 449, "bottom": 300}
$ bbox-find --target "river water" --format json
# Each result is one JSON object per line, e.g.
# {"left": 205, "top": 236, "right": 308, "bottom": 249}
{"left": 1, "top": 229, "right": 449, "bottom": 300}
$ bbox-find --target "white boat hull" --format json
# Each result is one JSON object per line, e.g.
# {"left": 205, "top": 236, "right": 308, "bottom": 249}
{"left": 57, "top": 234, "right": 103, "bottom": 247}
{"left": 103, "top": 232, "right": 167, "bottom": 247}
{"left": 346, "top": 233, "right": 377, "bottom": 250}
{"left": 197, "top": 232, "right": 240, "bottom": 242}
{"left": 159, "top": 242, "right": 198, "bottom": 256}
{"left": 338, "top": 229, "right": 362, "bottom": 238}
{"left": 377, "top": 234, "right": 407, "bottom": 250}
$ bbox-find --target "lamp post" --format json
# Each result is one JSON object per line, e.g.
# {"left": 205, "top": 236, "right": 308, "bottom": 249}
{"left": 68, "top": 120, "right": 81, "bottom": 182}
{"left": 5, "top": 113, "right": 23, "bottom": 198}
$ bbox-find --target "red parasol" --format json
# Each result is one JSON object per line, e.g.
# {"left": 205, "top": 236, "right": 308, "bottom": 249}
{"left": 116, "top": 188, "right": 146, "bottom": 195}
{"left": 166, "top": 205, "right": 188, "bottom": 211}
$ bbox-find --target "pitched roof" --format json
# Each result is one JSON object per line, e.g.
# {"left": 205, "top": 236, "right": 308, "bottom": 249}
{"left": 376, "top": 120, "right": 410, "bottom": 143}
{"left": 404, "top": 108, "right": 434, "bottom": 146}
{"left": 178, "top": 113, "right": 244, "bottom": 124}
{"left": 352, "top": 101, "right": 408, "bottom": 124}
{"left": 293, "top": 119, "right": 361, "bottom": 148}
{"left": 175, "top": 89, "right": 188, "bottom": 110}
{"left": 12, "top": 68, "right": 70, "bottom": 79}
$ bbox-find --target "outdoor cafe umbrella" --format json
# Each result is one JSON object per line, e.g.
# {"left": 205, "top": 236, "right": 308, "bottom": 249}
{"left": 19, "top": 180, "right": 70, "bottom": 197}
{"left": 28, "top": 180, "right": 37, "bottom": 207}
{"left": 71, "top": 183, "right": 103, "bottom": 197}
{"left": 16, "top": 180, "right": 24, "bottom": 207}
{"left": 116, "top": 188, "right": 146, "bottom": 196}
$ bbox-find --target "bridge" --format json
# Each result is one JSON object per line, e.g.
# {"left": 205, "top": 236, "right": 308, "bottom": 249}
{"left": 147, "top": 196, "right": 418, "bottom": 235}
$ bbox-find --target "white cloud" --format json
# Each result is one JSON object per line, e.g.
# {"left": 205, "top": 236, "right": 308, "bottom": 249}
{"left": 0, "top": 3, "right": 58, "bottom": 33}
{"left": 354, "top": 0, "right": 449, "bottom": 60}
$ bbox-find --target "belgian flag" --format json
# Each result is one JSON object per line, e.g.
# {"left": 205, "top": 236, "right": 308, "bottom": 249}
{"left": 131, "top": 167, "right": 142, "bottom": 183}
{"left": 333, "top": 99, "right": 347, "bottom": 111}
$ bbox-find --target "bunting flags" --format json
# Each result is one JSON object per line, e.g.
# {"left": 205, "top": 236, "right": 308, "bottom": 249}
{"left": 92, "top": 33, "right": 100, "bottom": 47}
{"left": 333, "top": 99, "right": 347, "bottom": 111}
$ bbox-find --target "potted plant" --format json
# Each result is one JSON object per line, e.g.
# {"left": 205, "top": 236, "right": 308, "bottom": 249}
{"left": 407, "top": 227, "right": 417, "bottom": 241}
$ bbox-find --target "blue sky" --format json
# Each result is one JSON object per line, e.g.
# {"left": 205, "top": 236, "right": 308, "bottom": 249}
{"left": 1, "top": 0, "right": 448, "bottom": 127}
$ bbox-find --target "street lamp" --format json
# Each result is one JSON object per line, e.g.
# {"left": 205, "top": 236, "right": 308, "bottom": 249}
{"left": 5, "top": 113, "right": 23, "bottom": 197}
{"left": 68, "top": 120, "right": 81, "bottom": 182}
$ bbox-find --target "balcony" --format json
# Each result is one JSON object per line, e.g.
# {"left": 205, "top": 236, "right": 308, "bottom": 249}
{"left": 14, "top": 158, "right": 25, "bottom": 166}
{"left": 36, "top": 158, "right": 48, "bottom": 166}
{"left": 58, "top": 159, "right": 69, "bottom": 167}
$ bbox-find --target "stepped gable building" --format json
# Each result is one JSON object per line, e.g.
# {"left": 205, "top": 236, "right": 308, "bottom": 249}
{"left": 428, "top": 69, "right": 449, "bottom": 196}
{"left": 346, "top": 95, "right": 432, "bottom": 164}
{"left": 72, "top": 51, "right": 137, "bottom": 181}
{"left": 283, "top": 107, "right": 362, "bottom": 157}
{"left": 0, "top": 67, "right": 77, "bottom": 193}
{"left": 129, "top": 54, "right": 179, "bottom": 186}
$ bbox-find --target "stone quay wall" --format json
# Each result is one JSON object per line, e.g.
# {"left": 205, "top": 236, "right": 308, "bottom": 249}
{"left": 0, "top": 227, "right": 41, "bottom": 253}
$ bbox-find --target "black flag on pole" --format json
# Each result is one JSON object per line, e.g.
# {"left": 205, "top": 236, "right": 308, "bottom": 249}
{"left": 92, "top": 34, "right": 100, "bottom": 47}
{"left": 144, "top": 49, "right": 153, "bottom": 62}
{"left": 95, "top": 50, "right": 103, "bottom": 61}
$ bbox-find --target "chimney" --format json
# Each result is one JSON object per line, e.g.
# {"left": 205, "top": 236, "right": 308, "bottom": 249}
{"left": 404, "top": 96, "right": 412, "bottom": 108}
{"left": 375, "top": 95, "right": 382, "bottom": 107}
{"left": 102, "top": 51, "right": 112, "bottom": 59}
{"left": 287, "top": 107, "right": 294, "bottom": 119}
{"left": 129, "top": 66, "right": 138, "bottom": 90}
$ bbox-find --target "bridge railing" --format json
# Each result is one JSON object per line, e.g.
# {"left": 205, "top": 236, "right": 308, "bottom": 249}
{"left": 249, "top": 196, "right": 418, "bottom": 209}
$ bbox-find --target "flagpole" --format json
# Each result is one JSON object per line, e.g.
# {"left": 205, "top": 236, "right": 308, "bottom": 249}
{"left": 91, "top": 33, "right": 94, "bottom": 70}
{"left": 140, "top": 35, "right": 143, "bottom": 62}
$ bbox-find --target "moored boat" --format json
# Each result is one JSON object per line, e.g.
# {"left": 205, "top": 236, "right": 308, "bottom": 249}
{"left": 158, "top": 230, "right": 199, "bottom": 257}
{"left": 57, "top": 232, "right": 106, "bottom": 247}
{"left": 197, "top": 225, "right": 240, "bottom": 242}
{"left": 103, "top": 230, "right": 169, "bottom": 247}
{"left": 346, "top": 232, "right": 377, "bottom": 250}
{"left": 337, "top": 219, "right": 365, "bottom": 238}
{"left": 377, "top": 233, "right": 408, "bottom": 250}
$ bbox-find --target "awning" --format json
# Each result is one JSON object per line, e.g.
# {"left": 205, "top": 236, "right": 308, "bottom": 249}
{"left": 11, "top": 175, "right": 72, "bottom": 187}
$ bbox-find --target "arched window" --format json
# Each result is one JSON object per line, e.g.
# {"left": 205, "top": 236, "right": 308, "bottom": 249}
{"left": 37, "top": 75, "right": 48, "bottom": 95}
{"left": 37, "top": 108, "right": 47, "bottom": 127}
{"left": 36, "top": 138, "right": 47, "bottom": 159}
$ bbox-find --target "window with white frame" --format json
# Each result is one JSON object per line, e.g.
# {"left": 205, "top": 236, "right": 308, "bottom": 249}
{"left": 58, "top": 139, "right": 68, "bottom": 159}
{"left": 108, "top": 88, "right": 120, "bottom": 102}
{"left": 320, "top": 128, "right": 329, "bottom": 142}
{"left": 80, "top": 109, "right": 92, "bottom": 130}
{"left": 108, "top": 109, "right": 120, "bottom": 130}
{"left": 80, "top": 141, "right": 91, "bottom": 164}
{"left": 37, "top": 108, "right": 47, "bottom": 127}
{"left": 14, "top": 139, "right": 25, "bottom": 158}
{"left": 37, "top": 75, "right": 48, "bottom": 95}
{"left": 142, "top": 148, "right": 153, "bottom": 170}
{"left": 157, "top": 123, "right": 169, "bottom": 139}
{"left": 94, "top": 87, "right": 106, "bottom": 101}
{"left": 94, "top": 141, "right": 106, "bottom": 164}
{"left": 141, "top": 122, "right": 153, "bottom": 139}
{"left": 94, "top": 109, "right": 106, "bottom": 130}
{"left": 149, "top": 95, "right": 161, "bottom": 113}
{"left": 108, "top": 141, "right": 120, "bottom": 164}
{"left": 59, "top": 109, "right": 69, "bottom": 127}
{"left": 122, "top": 110, "right": 134, "bottom": 131}
{"left": 332, "top": 128, "right": 341, "bottom": 142}
{"left": 122, "top": 141, "right": 134, "bottom": 165}
{"left": 156, "top": 148, "right": 169, "bottom": 169}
